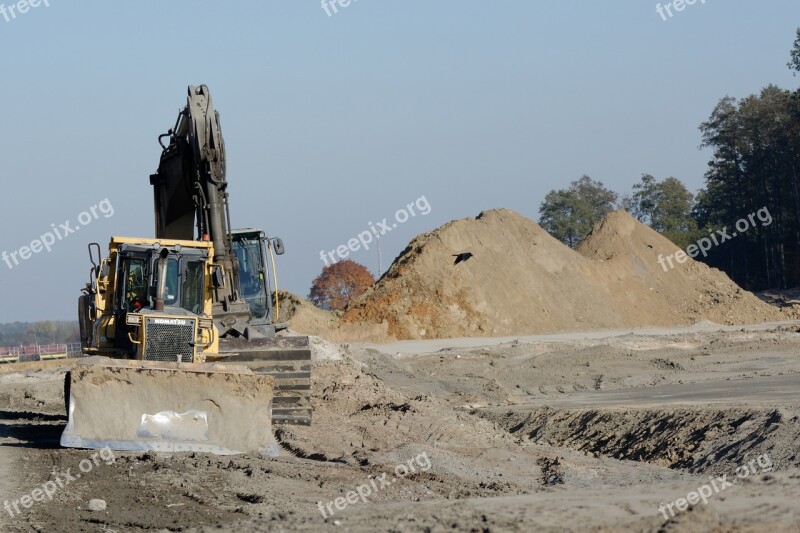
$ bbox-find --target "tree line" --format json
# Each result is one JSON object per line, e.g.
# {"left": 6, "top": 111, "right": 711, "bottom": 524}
{"left": 539, "top": 28, "right": 800, "bottom": 292}
{"left": 0, "top": 321, "right": 79, "bottom": 347}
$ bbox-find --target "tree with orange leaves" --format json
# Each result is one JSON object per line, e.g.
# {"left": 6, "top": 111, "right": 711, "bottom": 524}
{"left": 308, "top": 260, "right": 375, "bottom": 311}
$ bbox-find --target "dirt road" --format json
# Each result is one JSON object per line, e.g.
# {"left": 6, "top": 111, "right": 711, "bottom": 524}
{"left": 1, "top": 323, "right": 800, "bottom": 532}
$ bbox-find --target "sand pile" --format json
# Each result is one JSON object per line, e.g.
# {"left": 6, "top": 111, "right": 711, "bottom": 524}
{"left": 335, "top": 209, "right": 783, "bottom": 340}
{"left": 276, "top": 290, "right": 390, "bottom": 343}
{"left": 576, "top": 211, "right": 782, "bottom": 326}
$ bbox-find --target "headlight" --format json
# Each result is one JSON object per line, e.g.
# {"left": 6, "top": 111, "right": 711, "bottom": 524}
{"left": 126, "top": 314, "right": 143, "bottom": 326}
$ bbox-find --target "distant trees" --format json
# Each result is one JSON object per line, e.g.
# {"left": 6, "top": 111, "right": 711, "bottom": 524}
{"left": 539, "top": 173, "right": 697, "bottom": 250}
{"left": 535, "top": 29, "right": 800, "bottom": 291}
{"left": 694, "top": 83, "right": 800, "bottom": 289}
{"left": 623, "top": 174, "right": 697, "bottom": 248}
{"left": 686, "top": 28, "right": 800, "bottom": 289}
{"left": 788, "top": 27, "right": 800, "bottom": 73}
{"left": 0, "top": 321, "right": 79, "bottom": 347}
{"left": 309, "top": 260, "right": 375, "bottom": 311}
{"left": 539, "top": 175, "right": 618, "bottom": 248}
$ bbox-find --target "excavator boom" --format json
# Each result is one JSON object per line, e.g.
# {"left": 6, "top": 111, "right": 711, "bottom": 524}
{"left": 150, "top": 85, "right": 253, "bottom": 335}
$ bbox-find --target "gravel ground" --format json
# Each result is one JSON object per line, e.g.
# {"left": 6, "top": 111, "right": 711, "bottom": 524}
{"left": 1, "top": 323, "right": 799, "bottom": 532}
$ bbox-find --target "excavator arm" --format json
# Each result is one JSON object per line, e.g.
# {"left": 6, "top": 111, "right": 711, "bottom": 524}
{"left": 150, "top": 85, "right": 255, "bottom": 337}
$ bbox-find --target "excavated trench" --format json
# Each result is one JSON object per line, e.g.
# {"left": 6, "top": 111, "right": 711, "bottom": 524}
{"left": 478, "top": 405, "right": 800, "bottom": 475}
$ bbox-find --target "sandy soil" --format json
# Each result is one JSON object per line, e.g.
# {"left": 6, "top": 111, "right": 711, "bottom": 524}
{"left": 335, "top": 210, "right": 787, "bottom": 341}
{"left": 1, "top": 322, "right": 800, "bottom": 532}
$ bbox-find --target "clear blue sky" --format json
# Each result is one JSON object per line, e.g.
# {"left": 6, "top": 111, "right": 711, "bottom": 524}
{"left": 0, "top": 0, "right": 798, "bottom": 323}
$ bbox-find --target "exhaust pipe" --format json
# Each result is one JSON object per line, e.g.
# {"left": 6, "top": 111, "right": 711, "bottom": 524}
{"left": 155, "top": 248, "right": 169, "bottom": 311}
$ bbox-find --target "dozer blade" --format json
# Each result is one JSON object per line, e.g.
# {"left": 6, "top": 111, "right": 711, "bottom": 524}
{"left": 61, "top": 357, "right": 278, "bottom": 456}
{"left": 217, "top": 336, "right": 312, "bottom": 426}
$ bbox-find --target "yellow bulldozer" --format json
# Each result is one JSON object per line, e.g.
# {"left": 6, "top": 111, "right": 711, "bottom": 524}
{"left": 61, "top": 86, "right": 311, "bottom": 455}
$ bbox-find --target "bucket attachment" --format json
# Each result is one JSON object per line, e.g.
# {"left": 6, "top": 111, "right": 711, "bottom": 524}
{"left": 61, "top": 357, "right": 278, "bottom": 456}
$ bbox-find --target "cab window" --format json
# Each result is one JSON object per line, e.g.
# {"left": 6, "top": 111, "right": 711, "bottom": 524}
{"left": 122, "top": 258, "right": 148, "bottom": 312}
{"left": 182, "top": 260, "right": 205, "bottom": 314}
{"left": 164, "top": 258, "right": 179, "bottom": 305}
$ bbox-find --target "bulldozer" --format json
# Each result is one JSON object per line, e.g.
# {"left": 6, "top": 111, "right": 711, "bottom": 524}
{"left": 62, "top": 85, "right": 311, "bottom": 455}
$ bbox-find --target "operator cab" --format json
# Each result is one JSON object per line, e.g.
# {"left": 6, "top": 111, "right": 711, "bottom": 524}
{"left": 230, "top": 229, "right": 284, "bottom": 325}
{"left": 115, "top": 243, "right": 208, "bottom": 316}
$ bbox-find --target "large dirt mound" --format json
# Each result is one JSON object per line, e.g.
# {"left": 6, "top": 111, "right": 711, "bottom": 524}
{"left": 340, "top": 209, "right": 782, "bottom": 340}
